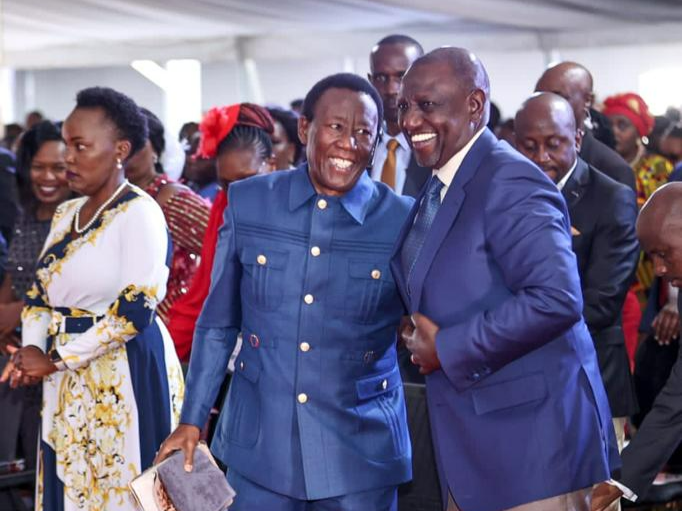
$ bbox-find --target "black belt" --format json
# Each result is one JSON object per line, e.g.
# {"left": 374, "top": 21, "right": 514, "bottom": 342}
{"left": 59, "top": 316, "right": 102, "bottom": 334}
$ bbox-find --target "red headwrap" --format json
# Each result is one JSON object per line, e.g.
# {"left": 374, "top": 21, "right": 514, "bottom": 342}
{"left": 195, "top": 103, "right": 275, "bottom": 159}
{"left": 602, "top": 93, "right": 654, "bottom": 138}
{"left": 196, "top": 104, "right": 241, "bottom": 159}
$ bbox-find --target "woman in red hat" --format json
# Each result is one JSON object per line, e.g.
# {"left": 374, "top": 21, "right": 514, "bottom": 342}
{"left": 603, "top": 93, "right": 673, "bottom": 207}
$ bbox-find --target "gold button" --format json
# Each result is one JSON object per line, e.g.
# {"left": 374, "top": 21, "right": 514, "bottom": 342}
{"left": 371, "top": 269, "right": 381, "bottom": 280}
{"left": 304, "top": 294, "right": 314, "bottom": 304}
{"left": 310, "top": 246, "right": 321, "bottom": 257}
{"left": 317, "top": 199, "right": 328, "bottom": 210}
{"left": 257, "top": 254, "right": 267, "bottom": 265}
{"left": 381, "top": 379, "right": 388, "bottom": 390}
{"left": 300, "top": 342, "right": 310, "bottom": 352}
{"left": 297, "top": 393, "right": 308, "bottom": 404}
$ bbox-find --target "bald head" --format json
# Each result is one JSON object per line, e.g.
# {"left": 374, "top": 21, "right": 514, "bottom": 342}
{"left": 514, "top": 92, "right": 581, "bottom": 183}
{"left": 638, "top": 183, "right": 682, "bottom": 286}
{"left": 535, "top": 61, "right": 594, "bottom": 129}
{"left": 415, "top": 47, "right": 490, "bottom": 101}
{"left": 398, "top": 47, "right": 490, "bottom": 169}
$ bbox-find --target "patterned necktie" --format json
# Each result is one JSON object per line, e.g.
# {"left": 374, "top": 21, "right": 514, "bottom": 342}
{"left": 381, "top": 139, "right": 400, "bottom": 190}
{"left": 400, "top": 176, "right": 445, "bottom": 281}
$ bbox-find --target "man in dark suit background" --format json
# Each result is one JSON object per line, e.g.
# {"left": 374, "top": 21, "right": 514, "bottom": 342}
{"left": 368, "top": 35, "right": 431, "bottom": 199}
{"left": 535, "top": 61, "right": 635, "bottom": 192}
{"left": 515, "top": 93, "right": 640, "bottom": 470}
{"left": 593, "top": 183, "right": 682, "bottom": 509}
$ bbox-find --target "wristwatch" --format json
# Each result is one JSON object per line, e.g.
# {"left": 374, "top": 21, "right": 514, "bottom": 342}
{"left": 49, "top": 349, "right": 66, "bottom": 371}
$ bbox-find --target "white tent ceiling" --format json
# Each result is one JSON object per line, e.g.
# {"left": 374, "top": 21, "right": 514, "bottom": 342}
{"left": 2, "top": 0, "right": 682, "bottom": 68}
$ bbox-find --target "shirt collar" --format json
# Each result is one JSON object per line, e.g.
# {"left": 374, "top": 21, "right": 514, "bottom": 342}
{"left": 433, "top": 128, "right": 486, "bottom": 188}
{"left": 289, "top": 164, "right": 375, "bottom": 224}
{"left": 557, "top": 158, "right": 578, "bottom": 191}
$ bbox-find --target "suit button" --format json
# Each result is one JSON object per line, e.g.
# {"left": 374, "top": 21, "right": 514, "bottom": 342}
{"left": 471, "top": 372, "right": 480, "bottom": 380}
{"left": 381, "top": 379, "right": 388, "bottom": 390}
{"left": 310, "top": 246, "right": 321, "bottom": 257}
{"left": 239, "top": 361, "right": 244, "bottom": 371}
{"left": 304, "top": 294, "right": 314, "bottom": 304}
{"left": 371, "top": 269, "right": 381, "bottom": 280}
{"left": 300, "top": 342, "right": 310, "bottom": 352}
{"left": 297, "top": 393, "right": 308, "bottom": 404}
{"left": 256, "top": 254, "right": 267, "bottom": 265}
{"left": 317, "top": 199, "right": 328, "bottom": 210}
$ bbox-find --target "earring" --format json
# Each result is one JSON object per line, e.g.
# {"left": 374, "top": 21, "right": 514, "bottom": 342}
{"left": 153, "top": 154, "right": 159, "bottom": 164}
{"left": 116, "top": 158, "right": 123, "bottom": 170}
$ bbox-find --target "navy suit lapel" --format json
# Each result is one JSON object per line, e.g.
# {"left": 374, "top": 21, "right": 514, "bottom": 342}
{"left": 561, "top": 158, "right": 590, "bottom": 213}
{"left": 408, "top": 129, "right": 498, "bottom": 313}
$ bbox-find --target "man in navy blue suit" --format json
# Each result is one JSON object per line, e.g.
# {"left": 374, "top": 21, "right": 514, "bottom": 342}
{"left": 157, "top": 74, "right": 413, "bottom": 510}
{"left": 392, "top": 47, "right": 619, "bottom": 511}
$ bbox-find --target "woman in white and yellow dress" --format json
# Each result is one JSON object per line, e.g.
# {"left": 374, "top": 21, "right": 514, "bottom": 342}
{"left": 2, "top": 87, "right": 183, "bottom": 510}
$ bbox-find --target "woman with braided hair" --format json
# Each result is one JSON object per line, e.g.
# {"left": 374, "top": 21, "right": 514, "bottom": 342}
{"left": 167, "top": 103, "right": 275, "bottom": 361}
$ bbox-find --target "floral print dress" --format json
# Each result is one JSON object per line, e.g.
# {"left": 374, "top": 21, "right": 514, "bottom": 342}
{"left": 21, "top": 186, "right": 183, "bottom": 511}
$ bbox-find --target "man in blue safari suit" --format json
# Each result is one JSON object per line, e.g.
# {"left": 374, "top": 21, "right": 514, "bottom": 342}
{"left": 157, "top": 73, "right": 413, "bottom": 510}
{"left": 394, "top": 47, "right": 619, "bottom": 511}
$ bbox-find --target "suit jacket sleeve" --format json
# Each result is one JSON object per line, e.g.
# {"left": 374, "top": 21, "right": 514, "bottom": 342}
{"left": 582, "top": 186, "right": 639, "bottom": 331}
{"left": 435, "top": 163, "right": 583, "bottom": 391}
{"left": 180, "top": 201, "right": 242, "bottom": 428}
{"left": 620, "top": 302, "right": 682, "bottom": 496}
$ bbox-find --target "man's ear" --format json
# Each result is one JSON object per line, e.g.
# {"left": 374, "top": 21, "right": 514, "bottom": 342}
{"left": 575, "top": 127, "right": 584, "bottom": 152}
{"left": 586, "top": 91, "right": 595, "bottom": 110}
{"left": 469, "top": 89, "right": 486, "bottom": 124}
{"left": 298, "top": 116, "right": 310, "bottom": 146}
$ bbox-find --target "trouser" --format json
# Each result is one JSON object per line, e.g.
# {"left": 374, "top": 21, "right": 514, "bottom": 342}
{"left": 446, "top": 487, "right": 592, "bottom": 511}
{"left": 227, "top": 469, "right": 398, "bottom": 511}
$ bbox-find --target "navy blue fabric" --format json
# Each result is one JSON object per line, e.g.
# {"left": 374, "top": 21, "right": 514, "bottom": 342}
{"left": 41, "top": 441, "right": 65, "bottom": 511}
{"left": 390, "top": 129, "right": 618, "bottom": 511}
{"left": 227, "top": 469, "right": 398, "bottom": 511}
{"left": 126, "top": 319, "right": 172, "bottom": 470}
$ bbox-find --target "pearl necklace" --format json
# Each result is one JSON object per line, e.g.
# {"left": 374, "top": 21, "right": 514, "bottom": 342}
{"left": 74, "top": 180, "right": 129, "bottom": 234}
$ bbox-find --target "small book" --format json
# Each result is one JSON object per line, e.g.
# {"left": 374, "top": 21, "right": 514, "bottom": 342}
{"left": 129, "top": 443, "right": 235, "bottom": 511}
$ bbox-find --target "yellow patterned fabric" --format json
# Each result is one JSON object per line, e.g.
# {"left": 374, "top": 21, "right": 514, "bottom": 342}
{"left": 23, "top": 187, "right": 183, "bottom": 511}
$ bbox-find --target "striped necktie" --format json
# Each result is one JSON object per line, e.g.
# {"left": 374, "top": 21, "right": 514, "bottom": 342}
{"left": 400, "top": 176, "right": 445, "bottom": 281}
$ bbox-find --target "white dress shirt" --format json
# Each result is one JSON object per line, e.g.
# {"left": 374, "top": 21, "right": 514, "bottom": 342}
{"left": 371, "top": 131, "right": 412, "bottom": 194}
{"left": 433, "top": 128, "right": 486, "bottom": 202}
{"left": 556, "top": 159, "right": 578, "bottom": 191}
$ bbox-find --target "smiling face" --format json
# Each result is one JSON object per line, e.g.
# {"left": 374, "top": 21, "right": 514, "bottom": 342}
{"left": 398, "top": 59, "right": 485, "bottom": 169}
{"left": 29, "top": 140, "right": 71, "bottom": 206}
{"left": 62, "top": 107, "right": 130, "bottom": 197}
{"left": 299, "top": 87, "right": 378, "bottom": 197}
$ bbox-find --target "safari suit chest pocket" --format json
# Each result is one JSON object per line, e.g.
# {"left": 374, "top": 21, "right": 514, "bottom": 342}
{"left": 345, "top": 260, "right": 393, "bottom": 324}
{"left": 240, "top": 246, "right": 288, "bottom": 311}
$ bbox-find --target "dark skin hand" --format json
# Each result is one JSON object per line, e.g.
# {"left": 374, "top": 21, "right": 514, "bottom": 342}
{"left": 0, "top": 333, "right": 20, "bottom": 355}
{"left": 0, "top": 345, "right": 48, "bottom": 387}
{"left": 401, "top": 312, "right": 441, "bottom": 374}
{"left": 591, "top": 482, "right": 623, "bottom": 511}
{"left": 154, "top": 424, "right": 201, "bottom": 472}
{"left": 652, "top": 304, "right": 679, "bottom": 345}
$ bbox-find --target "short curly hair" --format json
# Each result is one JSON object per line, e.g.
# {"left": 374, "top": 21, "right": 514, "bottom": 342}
{"left": 301, "top": 73, "right": 383, "bottom": 128}
{"left": 75, "top": 87, "right": 148, "bottom": 160}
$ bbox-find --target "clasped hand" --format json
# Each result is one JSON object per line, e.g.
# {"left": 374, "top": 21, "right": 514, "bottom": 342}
{"left": 400, "top": 312, "right": 441, "bottom": 375}
{"left": 0, "top": 345, "right": 56, "bottom": 388}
